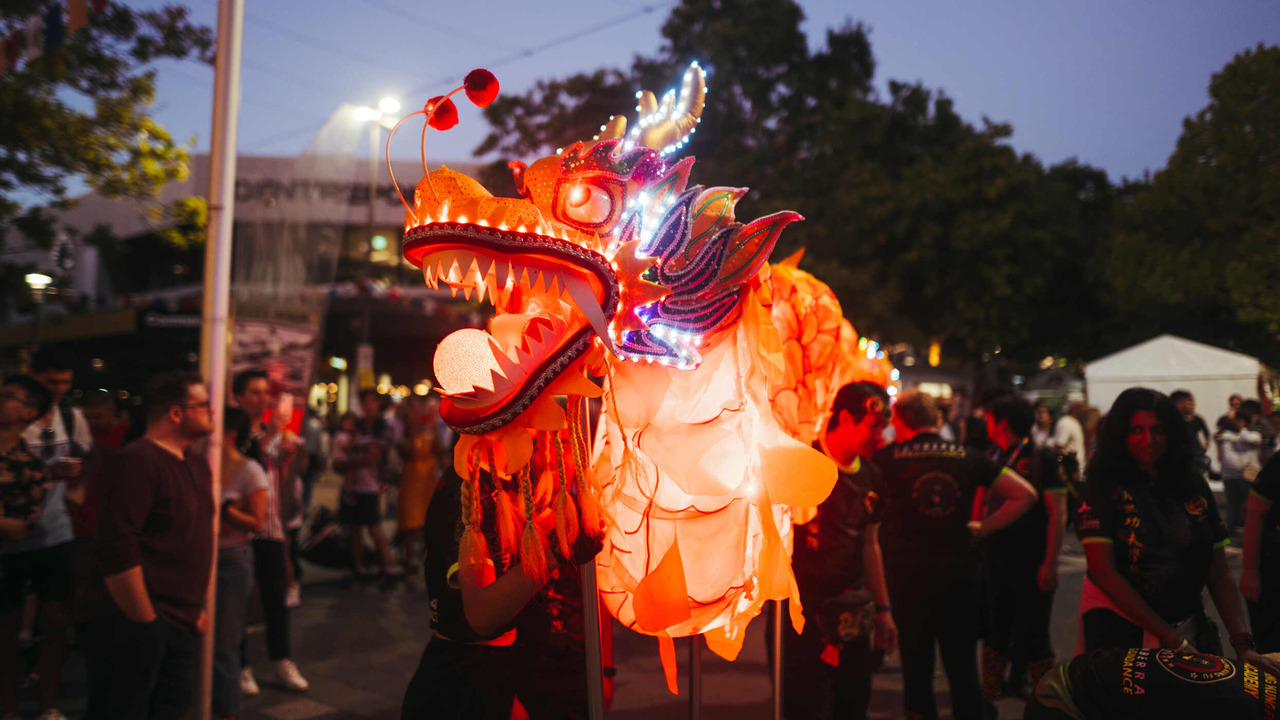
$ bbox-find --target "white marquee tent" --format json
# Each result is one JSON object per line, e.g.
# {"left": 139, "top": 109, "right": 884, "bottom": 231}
{"left": 1085, "top": 334, "right": 1264, "bottom": 451}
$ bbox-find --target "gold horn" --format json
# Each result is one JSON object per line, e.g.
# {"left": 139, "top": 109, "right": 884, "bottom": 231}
{"left": 598, "top": 115, "right": 627, "bottom": 141}
{"left": 631, "top": 62, "right": 707, "bottom": 154}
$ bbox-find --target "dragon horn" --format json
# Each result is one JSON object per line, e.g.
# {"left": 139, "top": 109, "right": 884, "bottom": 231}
{"left": 598, "top": 115, "right": 627, "bottom": 141}
{"left": 631, "top": 61, "right": 707, "bottom": 154}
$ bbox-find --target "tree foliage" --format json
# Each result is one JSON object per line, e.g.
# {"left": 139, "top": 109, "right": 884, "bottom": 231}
{"left": 477, "top": 0, "right": 1118, "bottom": 363}
{"left": 0, "top": 1, "right": 213, "bottom": 251}
{"left": 1105, "top": 44, "right": 1280, "bottom": 356}
{"left": 477, "top": 1, "right": 1277, "bottom": 365}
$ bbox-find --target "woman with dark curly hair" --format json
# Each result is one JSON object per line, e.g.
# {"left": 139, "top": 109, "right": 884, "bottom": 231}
{"left": 1075, "top": 388, "right": 1280, "bottom": 675}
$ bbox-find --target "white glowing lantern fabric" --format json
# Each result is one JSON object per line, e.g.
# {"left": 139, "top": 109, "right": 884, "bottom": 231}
{"left": 594, "top": 287, "right": 837, "bottom": 668}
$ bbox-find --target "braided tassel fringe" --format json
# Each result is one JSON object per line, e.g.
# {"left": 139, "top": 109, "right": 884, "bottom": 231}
{"left": 518, "top": 464, "right": 548, "bottom": 584}
{"left": 568, "top": 395, "right": 605, "bottom": 537}
{"left": 487, "top": 445, "right": 521, "bottom": 555}
{"left": 553, "top": 433, "right": 579, "bottom": 560}
{"left": 459, "top": 443, "right": 489, "bottom": 567}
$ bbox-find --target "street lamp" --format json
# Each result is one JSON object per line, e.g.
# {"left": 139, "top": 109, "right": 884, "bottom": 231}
{"left": 351, "top": 98, "right": 399, "bottom": 403}
{"left": 351, "top": 98, "right": 400, "bottom": 279}
{"left": 25, "top": 273, "right": 52, "bottom": 349}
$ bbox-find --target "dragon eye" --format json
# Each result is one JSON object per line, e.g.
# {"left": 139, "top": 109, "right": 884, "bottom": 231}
{"left": 562, "top": 182, "right": 613, "bottom": 226}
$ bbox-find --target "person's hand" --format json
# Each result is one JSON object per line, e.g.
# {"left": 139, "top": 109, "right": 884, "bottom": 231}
{"left": 48, "top": 459, "right": 81, "bottom": 482}
{"left": 1037, "top": 561, "right": 1059, "bottom": 593}
{"left": 129, "top": 607, "right": 158, "bottom": 624}
{"left": 874, "top": 610, "right": 898, "bottom": 655}
{"left": 1240, "top": 649, "right": 1280, "bottom": 677}
{"left": 1161, "top": 628, "right": 1194, "bottom": 653}
{"left": 196, "top": 609, "right": 209, "bottom": 635}
{"left": 1241, "top": 569, "right": 1263, "bottom": 602}
{"left": 967, "top": 520, "right": 986, "bottom": 539}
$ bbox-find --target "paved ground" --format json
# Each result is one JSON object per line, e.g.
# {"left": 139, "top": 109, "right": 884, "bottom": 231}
{"left": 239, "top": 531, "right": 1244, "bottom": 720}
{"left": 233, "top": 543, "right": 1090, "bottom": 719}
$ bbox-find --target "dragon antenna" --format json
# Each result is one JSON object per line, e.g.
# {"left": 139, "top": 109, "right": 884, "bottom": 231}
{"left": 385, "top": 69, "right": 501, "bottom": 217}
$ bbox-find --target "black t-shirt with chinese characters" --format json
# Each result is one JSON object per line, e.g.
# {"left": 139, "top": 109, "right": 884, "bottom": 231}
{"left": 1248, "top": 454, "right": 1280, "bottom": 587}
{"left": 1076, "top": 471, "right": 1228, "bottom": 624}
{"left": 874, "top": 432, "right": 1004, "bottom": 569}
{"left": 0, "top": 438, "right": 47, "bottom": 523}
{"left": 791, "top": 456, "right": 884, "bottom": 605}
{"left": 987, "top": 439, "right": 1065, "bottom": 567}
{"left": 1053, "top": 648, "right": 1278, "bottom": 719}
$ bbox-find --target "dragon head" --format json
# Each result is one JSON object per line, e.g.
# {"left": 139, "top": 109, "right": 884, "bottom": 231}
{"left": 398, "top": 63, "right": 800, "bottom": 434}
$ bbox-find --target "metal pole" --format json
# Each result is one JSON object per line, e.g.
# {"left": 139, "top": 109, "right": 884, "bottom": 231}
{"left": 581, "top": 399, "right": 606, "bottom": 720}
{"left": 355, "top": 122, "right": 377, "bottom": 404}
{"left": 689, "top": 635, "right": 702, "bottom": 720}
{"left": 771, "top": 600, "right": 783, "bottom": 720}
{"left": 197, "top": 0, "right": 243, "bottom": 717}
{"left": 367, "top": 122, "right": 378, "bottom": 279}
{"left": 28, "top": 290, "right": 43, "bottom": 350}
{"left": 582, "top": 560, "right": 605, "bottom": 719}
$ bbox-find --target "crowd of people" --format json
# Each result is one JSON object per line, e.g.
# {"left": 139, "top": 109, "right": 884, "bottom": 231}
{"left": 0, "top": 352, "right": 455, "bottom": 720}
{"left": 2, "top": 345, "right": 1280, "bottom": 719}
{"left": 774, "top": 384, "right": 1280, "bottom": 720}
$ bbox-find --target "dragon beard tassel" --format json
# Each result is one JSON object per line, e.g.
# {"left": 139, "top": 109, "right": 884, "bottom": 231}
{"left": 553, "top": 433, "right": 580, "bottom": 560}
{"left": 459, "top": 444, "right": 489, "bottom": 568}
{"left": 568, "top": 395, "right": 604, "bottom": 538}
{"left": 487, "top": 445, "right": 521, "bottom": 555}
{"left": 518, "top": 463, "right": 549, "bottom": 584}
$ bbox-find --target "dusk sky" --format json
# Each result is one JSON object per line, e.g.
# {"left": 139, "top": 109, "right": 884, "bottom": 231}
{"left": 134, "top": 0, "right": 1279, "bottom": 182}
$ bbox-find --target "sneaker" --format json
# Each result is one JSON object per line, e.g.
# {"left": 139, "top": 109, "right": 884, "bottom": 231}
{"left": 240, "top": 666, "right": 260, "bottom": 696}
{"left": 275, "top": 659, "right": 309, "bottom": 692}
{"left": 285, "top": 583, "right": 301, "bottom": 608}
{"left": 38, "top": 711, "right": 68, "bottom": 720}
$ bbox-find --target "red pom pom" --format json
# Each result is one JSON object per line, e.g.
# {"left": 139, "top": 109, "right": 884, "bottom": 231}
{"left": 425, "top": 96, "right": 459, "bottom": 131}
{"left": 464, "top": 69, "right": 499, "bottom": 108}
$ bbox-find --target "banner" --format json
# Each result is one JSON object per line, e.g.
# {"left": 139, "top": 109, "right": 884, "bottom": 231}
{"left": 229, "top": 299, "right": 323, "bottom": 435}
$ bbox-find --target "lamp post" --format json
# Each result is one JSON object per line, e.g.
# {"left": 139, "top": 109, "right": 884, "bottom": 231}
{"left": 25, "top": 272, "right": 52, "bottom": 350}
{"left": 351, "top": 98, "right": 399, "bottom": 404}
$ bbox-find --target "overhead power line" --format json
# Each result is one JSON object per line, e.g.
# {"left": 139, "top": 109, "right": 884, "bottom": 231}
{"left": 239, "top": 2, "right": 675, "bottom": 152}
{"left": 407, "top": 3, "right": 672, "bottom": 96}
{"left": 351, "top": 0, "right": 506, "bottom": 51}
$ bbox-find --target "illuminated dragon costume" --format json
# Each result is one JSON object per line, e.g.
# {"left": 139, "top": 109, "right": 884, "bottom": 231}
{"left": 394, "top": 63, "right": 894, "bottom": 686}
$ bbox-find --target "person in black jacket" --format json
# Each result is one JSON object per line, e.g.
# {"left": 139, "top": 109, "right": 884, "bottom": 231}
{"left": 876, "top": 390, "right": 1037, "bottom": 720}
{"left": 1026, "top": 647, "right": 1280, "bottom": 720}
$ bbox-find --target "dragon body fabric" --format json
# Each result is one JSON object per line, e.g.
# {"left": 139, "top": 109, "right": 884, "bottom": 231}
{"left": 401, "top": 63, "right": 891, "bottom": 685}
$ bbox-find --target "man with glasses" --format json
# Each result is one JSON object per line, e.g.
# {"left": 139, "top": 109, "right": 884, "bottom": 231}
{"left": 79, "top": 371, "right": 214, "bottom": 720}
{"left": 3, "top": 349, "right": 91, "bottom": 720}
{"left": 773, "top": 381, "right": 898, "bottom": 720}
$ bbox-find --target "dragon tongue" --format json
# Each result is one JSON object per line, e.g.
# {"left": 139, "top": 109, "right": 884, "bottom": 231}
{"left": 561, "top": 274, "right": 616, "bottom": 354}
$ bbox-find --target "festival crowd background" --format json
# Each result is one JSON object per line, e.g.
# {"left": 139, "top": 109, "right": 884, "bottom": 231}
{"left": 0, "top": 344, "right": 1279, "bottom": 718}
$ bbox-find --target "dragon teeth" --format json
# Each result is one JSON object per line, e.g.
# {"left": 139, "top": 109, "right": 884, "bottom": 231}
{"left": 494, "top": 260, "right": 511, "bottom": 289}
